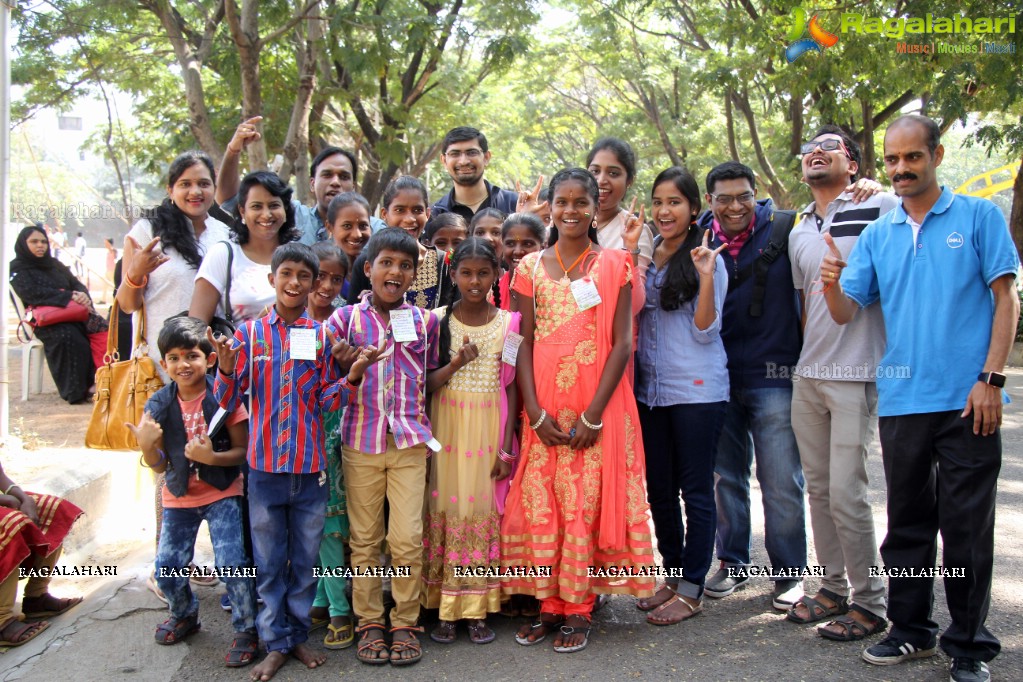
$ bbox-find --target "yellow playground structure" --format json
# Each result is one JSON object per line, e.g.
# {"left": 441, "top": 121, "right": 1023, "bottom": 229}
{"left": 956, "top": 163, "right": 1018, "bottom": 198}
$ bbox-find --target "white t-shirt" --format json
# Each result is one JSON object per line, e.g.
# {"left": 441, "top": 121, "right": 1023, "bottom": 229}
{"left": 75, "top": 236, "right": 87, "bottom": 258}
{"left": 127, "top": 216, "right": 230, "bottom": 378}
{"left": 596, "top": 208, "right": 655, "bottom": 288}
{"left": 195, "top": 241, "right": 275, "bottom": 323}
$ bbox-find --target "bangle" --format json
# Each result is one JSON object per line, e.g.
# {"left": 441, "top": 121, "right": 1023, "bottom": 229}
{"left": 140, "top": 449, "right": 166, "bottom": 469}
{"left": 580, "top": 412, "right": 603, "bottom": 431}
{"left": 124, "top": 272, "right": 148, "bottom": 289}
{"left": 346, "top": 374, "right": 363, "bottom": 387}
{"left": 3, "top": 484, "right": 19, "bottom": 495}
{"left": 218, "top": 366, "right": 234, "bottom": 378}
{"left": 529, "top": 409, "right": 547, "bottom": 431}
{"left": 622, "top": 247, "right": 640, "bottom": 256}
{"left": 498, "top": 449, "right": 517, "bottom": 463}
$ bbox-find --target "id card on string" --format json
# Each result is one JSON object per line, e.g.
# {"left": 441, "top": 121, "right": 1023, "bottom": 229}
{"left": 570, "top": 277, "right": 602, "bottom": 311}
{"left": 502, "top": 331, "right": 524, "bottom": 366}
{"left": 289, "top": 328, "right": 317, "bottom": 361}
{"left": 390, "top": 309, "right": 418, "bottom": 343}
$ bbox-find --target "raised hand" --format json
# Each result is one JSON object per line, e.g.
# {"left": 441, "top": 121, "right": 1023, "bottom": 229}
{"left": 207, "top": 327, "right": 240, "bottom": 374}
{"left": 126, "top": 236, "right": 169, "bottom": 280}
{"left": 691, "top": 230, "right": 727, "bottom": 277}
{"left": 516, "top": 175, "right": 548, "bottom": 216}
{"left": 227, "top": 116, "right": 263, "bottom": 155}
{"left": 126, "top": 411, "right": 164, "bottom": 453}
{"left": 622, "top": 198, "right": 645, "bottom": 253}
{"left": 819, "top": 233, "right": 847, "bottom": 285}
{"left": 327, "top": 329, "right": 361, "bottom": 371}
{"left": 184, "top": 430, "right": 216, "bottom": 465}
{"left": 451, "top": 335, "right": 480, "bottom": 370}
{"left": 845, "top": 177, "right": 883, "bottom": 204}
{"left": 349, "top": 344, "right": 384, "bottom": 383}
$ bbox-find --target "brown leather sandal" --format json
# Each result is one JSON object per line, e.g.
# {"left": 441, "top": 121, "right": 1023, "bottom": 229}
{"left": 356, "top": 623, "right": 389, "bottom": 665}
{"left": 389, "top": 625, "right": 424, "bottom": 666}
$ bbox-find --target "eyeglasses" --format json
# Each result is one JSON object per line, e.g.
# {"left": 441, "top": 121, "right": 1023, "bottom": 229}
{"left": 800, "top": 138, "right": 850, "bottom": 156}
{"left": 710, "top": 192, "right": 755, "bottom": 206}
{"left": 444, "top": 149, "right": 484, "bottom": 160}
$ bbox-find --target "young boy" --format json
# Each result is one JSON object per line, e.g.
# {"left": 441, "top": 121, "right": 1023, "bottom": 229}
{"left": 211, "top": 242, "right": 379, "bottom": 682}
{"left": 325, "top": 227, "right": 440, "bottom": 667}
{"left": 129, "top": 316, "right": 258, "bottom": 668}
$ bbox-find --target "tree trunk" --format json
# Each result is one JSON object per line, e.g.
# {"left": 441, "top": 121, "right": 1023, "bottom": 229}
{"left": 725, "top": 92, "right": 739, "bottom": 162}
{"left": 225, "top": 0, "right": 268, "bottom": 169}
{"left": 1011, "top": 160, "right": 1023, "bottom": 258}
{"left": 859, "top": 98, "right": 875, "bottom": 179}
{"left": 789, "top": 96, "right": 803, "bottom": 157}
{"left": 279, "top": 4, "right": 320, "bottom": 202}
{"left": 731, "top": 89, "right": 789, "bottom": 206}
{"left": 150, "top": 1, "right": 221, "bottom": 165}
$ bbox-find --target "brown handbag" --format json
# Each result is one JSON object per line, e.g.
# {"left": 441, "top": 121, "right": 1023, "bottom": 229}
{"left": 85, "top": 300, "right": 165, "bottom": 450}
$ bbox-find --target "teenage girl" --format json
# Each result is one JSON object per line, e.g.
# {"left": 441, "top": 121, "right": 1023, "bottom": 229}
{"left": 498, "top": 213, "right": 545, "bottom": 312}
{"left": 325, "top": 192, "right": 372, "bottom": 304}
{"left": 379, "top": 176, "right": 449, "bottom": 309}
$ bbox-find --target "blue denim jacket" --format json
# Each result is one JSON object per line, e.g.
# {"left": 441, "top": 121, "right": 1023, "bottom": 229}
{"left": 635, "top": 254, "right": 730, "bottom": 406}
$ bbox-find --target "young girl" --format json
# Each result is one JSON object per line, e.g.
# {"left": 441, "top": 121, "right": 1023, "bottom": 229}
{"left": 423, "top": 213, "right": 468, "bottom": 253}
{"left": 326, "top": 192, "right": 372, "bottom": 303}
{"left": 501, "top": 168, "right": 654, "bottom": 654}
{"left": 307, "top": 242, "right": 355, "bottom": 649}
{"left": 379, "top": 176, "right": 449, "bottom": 309}
{"left": 424, "top": 238, "right": 520, "bottom": 645}
{"left": 499, "top": 213, "right": 545, "bottom": 312}
{"left": 634, "top": 167, "right": 729, "bottom": 626}
{"left": 469, "top": 208, "right": 506, "bottom": 263}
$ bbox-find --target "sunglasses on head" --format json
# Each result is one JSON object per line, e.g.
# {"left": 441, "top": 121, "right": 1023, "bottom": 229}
{"left": 800, "top": 138, "right": 849, "bottom": 156}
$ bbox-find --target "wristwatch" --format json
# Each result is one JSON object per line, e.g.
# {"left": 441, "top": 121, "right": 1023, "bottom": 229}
{"left": 978, "top": 371, "right": 1006, "bottom": 388}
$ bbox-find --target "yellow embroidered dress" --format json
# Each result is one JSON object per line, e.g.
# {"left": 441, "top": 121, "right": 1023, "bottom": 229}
{"left": 501, "top": 249, "right": 655, "bottom": 605}
{"left": 423, "top": 307, "right": 513, "bottom": 620}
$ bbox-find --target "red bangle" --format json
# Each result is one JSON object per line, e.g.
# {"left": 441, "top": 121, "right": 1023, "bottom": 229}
{"left": 124, "top": 272, "right": 148, "bottom": 289}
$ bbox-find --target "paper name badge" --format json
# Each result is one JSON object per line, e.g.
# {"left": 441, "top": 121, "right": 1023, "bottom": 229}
{"left": 288, "top": 328, "right": 317, "bottom": 361}
{"left": 570, "top": 277, "right": 601, "bottom": 311}
{"left": 390, "top": 309, "right": 419, "bottom": 343}
{"left": 502, "top": 331, "right": 524, "bottom": 365}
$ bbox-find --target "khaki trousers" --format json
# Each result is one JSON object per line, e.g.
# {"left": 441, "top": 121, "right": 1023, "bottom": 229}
{"left": 791, "top": 378, "right": 886, "bottom": 618}
{"left": 342, "top": 436, "right": 427, "bottom": 627}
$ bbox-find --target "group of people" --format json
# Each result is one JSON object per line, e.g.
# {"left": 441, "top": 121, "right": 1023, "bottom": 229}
{"left": 2, "top": 115, "right": 1014, "bottom": 682}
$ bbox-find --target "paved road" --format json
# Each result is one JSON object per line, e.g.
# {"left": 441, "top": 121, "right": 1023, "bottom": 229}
{"left": 5, "top": 372, "right": 1023, "bottom": 681}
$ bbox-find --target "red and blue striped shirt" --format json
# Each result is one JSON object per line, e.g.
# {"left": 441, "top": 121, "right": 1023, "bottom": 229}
{"left": 325, "top": 299, "right": 439, "bottom": 454}
{"left": 214, "top": 308, "right": 347, "bottom": 473}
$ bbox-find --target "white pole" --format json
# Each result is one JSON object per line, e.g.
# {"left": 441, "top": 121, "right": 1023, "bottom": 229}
{"left": 0, "top": 0, "right": 14, "bottom": 444}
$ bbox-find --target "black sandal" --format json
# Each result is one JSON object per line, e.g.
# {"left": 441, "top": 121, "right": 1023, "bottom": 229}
{"left": 817, "top": 604, "right": 888, "bottom": 641}
{"left": 514, "top": 615, "right": 563, "bottom": 646}
{"left": 786, "top": 588, "right": 849, "bottom": 624}
{"left": 154, "top": 613, "right": 200, "bottom": 645}
{"left": 224, "top": 630, "right": 258, "bottom": 667}
{"left": 553, "top": 615, "right": 591, "bottom": 653}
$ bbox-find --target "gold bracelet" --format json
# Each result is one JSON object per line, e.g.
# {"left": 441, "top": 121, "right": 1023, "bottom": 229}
{"left": 124, "top": 272, "right": 148, "bottom": 289}
{"left": 580, "top": 413, "right": 603, "bottom": 431}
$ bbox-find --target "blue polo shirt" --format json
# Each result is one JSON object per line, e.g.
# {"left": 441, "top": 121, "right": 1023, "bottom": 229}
{"left": 841, "top": 187, "right": 1018, "bottom": 417}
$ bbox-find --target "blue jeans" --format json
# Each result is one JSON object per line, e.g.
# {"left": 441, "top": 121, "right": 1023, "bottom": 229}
{"left": 638, "top": 401, "right": 727, "bottom": 600}
{"left": 155, "top": 496, "right": 256, "bottom": 634}
{"left": 714, "top": 386, "right": 807, "bottom": 573}
{"left": 247, "top": 469, "right": 327, "bottom": 652}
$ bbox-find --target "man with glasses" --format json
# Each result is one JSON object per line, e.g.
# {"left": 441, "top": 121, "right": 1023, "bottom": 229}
{"left": 786, "top": 126, "right": 897, "bottom": 643}
{"left": 821, "top": 114, "right": 1018, "bottom": 682}
{"left": 431, "top": 126, "right": 519, "bottom": 221}
{"left": 697, "top": 161, "right": 807, "bottom": 611}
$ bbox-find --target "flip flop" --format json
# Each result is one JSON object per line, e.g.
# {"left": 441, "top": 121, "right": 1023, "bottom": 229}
{"left": 324, "top": 621, "right": 355, "bottom": 649}
{"left": 552, "top": 616, "right": 591, "bottom": 653}
{"left": 636, "top": 584, "right": 676, "bottom": 612}
{"left": 0, "top": 619, "right": 50, "bottom": 647}
{"left": 646, "top": 594, "right": 703, "bottom": 626}
{"left": 467, "top": 619, "right": 496, "bottom": 645}
{"left": 514, "top": 616, "right": 563, "bottom": 646}
{"left": 21, "top": 594, "right": 83, "bottom": 619}
{"left": 430, "top": 620, "right": 457, "bottom": 644}
{"left": 309, "top": 617, "right": 328, "bottom": 633}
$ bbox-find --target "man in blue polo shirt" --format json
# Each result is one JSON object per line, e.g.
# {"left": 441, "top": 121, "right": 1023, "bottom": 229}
{"left": 821, "top": 114, "right": 1019, "bottom": 682}
{"left": 431, "top": 126, "right": 518, "bottom": 222}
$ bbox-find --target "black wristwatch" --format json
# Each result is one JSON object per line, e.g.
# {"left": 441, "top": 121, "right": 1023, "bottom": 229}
{"left": 978, "top": 371, "right": 1006, "bottom": 388}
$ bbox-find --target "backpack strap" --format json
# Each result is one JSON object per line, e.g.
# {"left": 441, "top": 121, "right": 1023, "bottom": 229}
{"left": 727, "top": 210, "right": 797, "bottom": 317}
{"left": 220, "top": 241, "right": 235, "bottom": 324}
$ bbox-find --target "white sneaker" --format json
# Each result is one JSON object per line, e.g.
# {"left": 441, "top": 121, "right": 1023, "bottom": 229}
{"left": 772, "top": 580, "right": 803, "bottom": 611}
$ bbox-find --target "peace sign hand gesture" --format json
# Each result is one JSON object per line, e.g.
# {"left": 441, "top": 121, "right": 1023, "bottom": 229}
{"left": 516, "top": 175, "right": 548, "bottom": 216}
{"left": 207, "top": 327, "right": 241, "bottom": 375}
{"left": 622, "top": 198, "right": 645, "bottom": 253}
{"left": 125, "top": 236, "right": 170, "bottom": 281}
{"left": 691, "top": 230, "right": 727, "bottom": 278}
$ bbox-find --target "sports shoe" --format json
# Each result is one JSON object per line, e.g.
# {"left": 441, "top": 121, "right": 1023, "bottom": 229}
{"left": 704, "top": 566, "right": 750, "bottom": 599}
{"left": 220, "top": 593, "right": 232, "bottom": 611}
{"left": 950, "top": 658, "right": 990, "bottom": 682}
{"left": 862, "top": 635, "right": 937, "bottom": 665}
{"left": 771, "top": 580, "right": 804, "bottom": 611}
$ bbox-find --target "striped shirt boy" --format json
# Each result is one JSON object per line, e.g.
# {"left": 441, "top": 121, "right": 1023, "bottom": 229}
{"left": 214, "top": 308, "right": 347, "bottom": 473}
{"left": 325, "top": 299, "right": 439, "bottom": 454}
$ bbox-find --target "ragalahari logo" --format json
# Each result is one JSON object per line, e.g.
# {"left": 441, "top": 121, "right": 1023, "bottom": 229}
{"left": 786, "top": 8, "right": 839, "bottom": 62}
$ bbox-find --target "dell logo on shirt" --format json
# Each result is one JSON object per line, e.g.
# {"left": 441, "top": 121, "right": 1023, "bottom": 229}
{"left": 947, "top": 232, "right": 964, "bottom": 249}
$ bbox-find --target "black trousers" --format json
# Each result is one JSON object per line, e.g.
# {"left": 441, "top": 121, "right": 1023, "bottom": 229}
{"left": 878, "top": 410, "right": 1001, "bottom": 661}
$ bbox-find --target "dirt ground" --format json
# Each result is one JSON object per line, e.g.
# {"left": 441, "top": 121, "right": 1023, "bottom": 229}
{"left": 6, "top": 345, "right": 94, "bottom": 449}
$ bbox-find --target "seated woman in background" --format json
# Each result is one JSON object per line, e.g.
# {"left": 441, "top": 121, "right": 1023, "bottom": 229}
{"left": 0, "top": 459, "right": 84, "bottom": 647}
{"left": 9, "top": 225, "right": 107, "bottom": 404}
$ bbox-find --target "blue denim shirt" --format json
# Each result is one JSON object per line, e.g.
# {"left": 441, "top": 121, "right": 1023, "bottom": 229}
{"left": 635, "top": 255, "right": 730, "bottom": 407}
